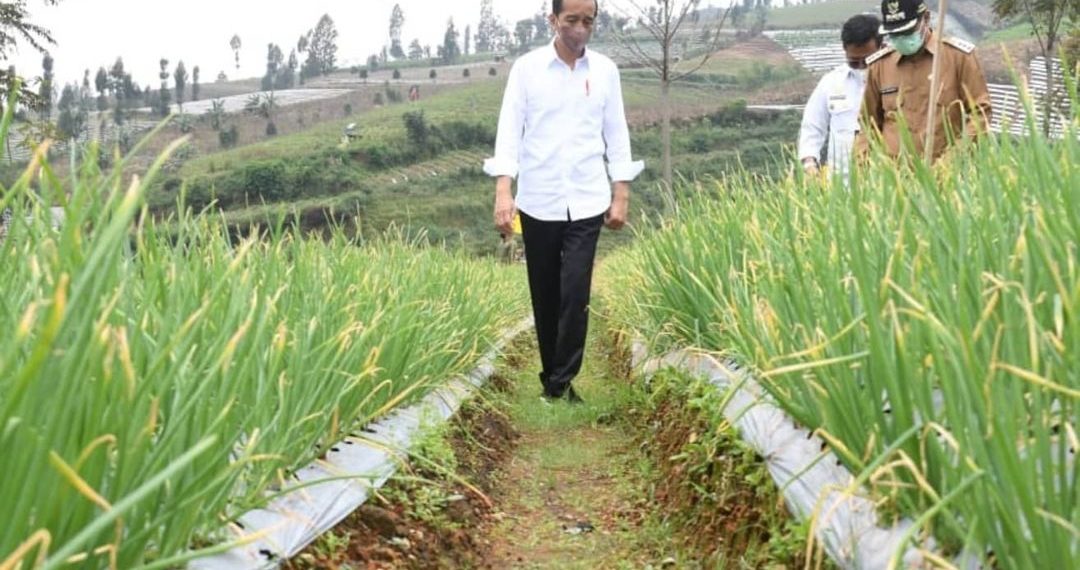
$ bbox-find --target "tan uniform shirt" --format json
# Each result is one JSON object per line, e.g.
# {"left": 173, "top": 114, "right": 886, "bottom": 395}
{"left": 856, "top": 32, "right": 992, "bottom": 161}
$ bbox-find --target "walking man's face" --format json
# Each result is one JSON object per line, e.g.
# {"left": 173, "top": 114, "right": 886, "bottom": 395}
{"left": 550, "top": 0, "right": 597, "bottom": 57}
{"left": 844, "top": 40, "right": 880, "bottom": 70}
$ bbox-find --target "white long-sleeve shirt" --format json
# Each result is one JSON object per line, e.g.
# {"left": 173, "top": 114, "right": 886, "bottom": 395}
{"left": 483, "top": 42, "right": 644, "bottom": 222}
{"left": 798, "top": 64, "right": 867, "bottom": 178}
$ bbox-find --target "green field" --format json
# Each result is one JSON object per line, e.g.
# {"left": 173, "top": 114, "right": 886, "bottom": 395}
{"left": 765, "top": 0, "right": 878, "bottom": 29}
{"left": 983, "top": 21, "right": 1036, "bottom": 44}
{"left": 983, "top": 19, "right": 1076, "bottom": 45}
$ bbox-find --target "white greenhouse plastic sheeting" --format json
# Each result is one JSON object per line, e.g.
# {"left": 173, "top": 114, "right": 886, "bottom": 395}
{"left": 630, "top": 342, "right": 984, "bottom": 570}
{"left": 189, "top": 318, "right": 532, "bottom": 570}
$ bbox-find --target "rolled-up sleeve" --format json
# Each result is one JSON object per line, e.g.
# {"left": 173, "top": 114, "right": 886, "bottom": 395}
{"left": 799, "top": 75, "right": 830, "bottom": 161}
{"left": 483, "top": 61, "right": 526, "bottom": 178}
{"left": 602, "top": 65, "right": 644, "bottom": 182}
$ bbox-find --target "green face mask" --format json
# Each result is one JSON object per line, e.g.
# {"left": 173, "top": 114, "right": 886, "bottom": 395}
{"left": 891, "top": 28, "right": 925, "bottom": 56}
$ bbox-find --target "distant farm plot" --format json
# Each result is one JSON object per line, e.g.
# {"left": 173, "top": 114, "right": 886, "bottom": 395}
{"left": 765, "top": 0, "right": 877, "bottom": 29}
{"left": 136, "top": 88, "right": 354, "bottom": 115}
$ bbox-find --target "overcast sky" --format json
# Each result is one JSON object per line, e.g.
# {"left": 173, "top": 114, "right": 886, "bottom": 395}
{"left": 7, "top": 0, "right": 550, "bottom": 88}
{"left": 7, "top": 0, "right": 724, "bottom": 89}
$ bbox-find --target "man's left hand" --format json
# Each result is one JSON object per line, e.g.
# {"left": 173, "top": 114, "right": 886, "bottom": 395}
{"left": 605, "top": 182, "right": 630, "bottom": 230}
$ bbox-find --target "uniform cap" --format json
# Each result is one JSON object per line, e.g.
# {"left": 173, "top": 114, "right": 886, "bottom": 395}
{"left": 880, "top": 0, "right": 928, "bottom": 34}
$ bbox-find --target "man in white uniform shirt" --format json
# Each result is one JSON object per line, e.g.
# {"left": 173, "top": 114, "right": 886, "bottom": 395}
{"left": 798, "top": 14, "right": 882, "bottom": 179}
{"left": 484, "top": 0, "right": 643, "bottom": 404}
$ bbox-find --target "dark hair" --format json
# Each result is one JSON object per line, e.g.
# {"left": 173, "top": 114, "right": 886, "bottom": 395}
{"left": 841, "top": 14, "right": 882, "bottom": 47}
{"left": 553, "top": 0, "right": 599, "bottom": 17}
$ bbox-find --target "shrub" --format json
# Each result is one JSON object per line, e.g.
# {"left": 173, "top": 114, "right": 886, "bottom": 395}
{"left": 403, "top": 110, "right": 431, "bottom": 154}
{"left": 175, "top": 114, "right": 195, "bottom": 134}
{"left": 238, "top": 160, "right": 289, "bottom": 202}
{"left": 362, "top": 141, "right": 413, "bottom": 169}
{"left": 218, "top": 124, "right": 239, "bottom": 148}
{"left": 437, "top": 120, "right": 495, "bottom": 149}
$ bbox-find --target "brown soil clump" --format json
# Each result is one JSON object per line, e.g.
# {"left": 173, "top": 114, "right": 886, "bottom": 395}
{"left": 285, "top": 391, "right": 519, "bottom": 570}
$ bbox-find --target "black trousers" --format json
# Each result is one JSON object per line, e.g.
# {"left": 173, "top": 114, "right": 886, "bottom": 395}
{"left": 519, "top": 210, "right": 604, "bottom": 397}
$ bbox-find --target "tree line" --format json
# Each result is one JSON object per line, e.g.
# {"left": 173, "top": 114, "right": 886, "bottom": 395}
{"left": 369, "top": 0, "right": 632, "bottom": 70}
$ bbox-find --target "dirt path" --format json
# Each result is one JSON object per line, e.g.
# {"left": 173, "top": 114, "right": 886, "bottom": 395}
{"left": 478, "top": 334, "right": 672, "bottom": 569}
{"left": 287, "top": 319, "right": 816, "bottom": 569}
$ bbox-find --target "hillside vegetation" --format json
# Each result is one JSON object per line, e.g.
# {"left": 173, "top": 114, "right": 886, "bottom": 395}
{"left": 145, "top": 40, "right": 810, "bottom": 257}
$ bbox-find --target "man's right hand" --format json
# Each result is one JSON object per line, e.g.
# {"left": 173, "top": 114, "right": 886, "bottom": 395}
{"left": 493, "top": 176, "right": 517, "bottom": 235}
{"left": 801, "top": 157, "right": 820, "bottom": 176}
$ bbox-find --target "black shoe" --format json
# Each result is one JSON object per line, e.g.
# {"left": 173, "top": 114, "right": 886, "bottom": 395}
{"left": 541, "top": 386, "right": 562, "bottom": 401}
{"left": 564, "top": 386, "right": 584, "bottom": 405}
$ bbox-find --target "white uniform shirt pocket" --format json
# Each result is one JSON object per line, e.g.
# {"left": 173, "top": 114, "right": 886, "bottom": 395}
{"left": 827, "top": 94, "right": 853, "bottom": 115}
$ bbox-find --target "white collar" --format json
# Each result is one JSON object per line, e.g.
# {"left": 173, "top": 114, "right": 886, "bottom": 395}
{"left": 548, "top": 39, "right": 591, "bottom": 68}
{"left": 835, "top": 64, "right": 864, "bottom": 81}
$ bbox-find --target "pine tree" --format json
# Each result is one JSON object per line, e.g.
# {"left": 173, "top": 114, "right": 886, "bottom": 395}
{"left": 109, "top": 58, "right": 129, "bottom": 126}
{"left": 94, "top": 67, "right": 108, "bottom": 111}
{"left": 157, "top": 58, "right": 171, "bottom": 117}
{"left": 262, "top": 43, "right": 283, "bottom": 91}
{"left": 173, "top": 60, "right": 188, "bottom": 112}
{"left": 56, "top": 83, "right": 87, "bottom": 141}
{"left": 39, "top": 55, "right": 54, "bottom": 120}
{"left": 389, "top": 4, "right": 406, "bottom": 59}
{"left": 283, "top": 50, "right": 298, "bottom": 89}
{"left": 475, "top": 0, "right": 495, "bottom": 53}
{"left": 230, "top": 34, "right": 242, "bottom": 71}
{"left": 442, "top": 18, "right": 461, "bottom": 65}
{"left": 408, "top": 39, "right": 424, "bottom": 60}
{"left": 309, "top": 14, "right": 339, "bottom": 76}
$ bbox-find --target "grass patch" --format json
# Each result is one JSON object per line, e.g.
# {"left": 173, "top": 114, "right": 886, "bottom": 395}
{"left": 474, "top": 307, "right": 817, "bottom": 568}
{"left": 481, "top": 330, "right": 676, "bottom": 569}
{"left": 635, "top": 368, "right": 830, "bottom": 568}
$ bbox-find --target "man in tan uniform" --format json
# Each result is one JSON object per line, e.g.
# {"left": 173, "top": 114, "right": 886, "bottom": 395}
{"left": 856, "top": 0, "right": 992, "bottom": 162}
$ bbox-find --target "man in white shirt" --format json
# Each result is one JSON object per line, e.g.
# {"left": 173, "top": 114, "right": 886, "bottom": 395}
{"left": 798, "top": 14, "right": 883, "bottom": 180}
{"left": 484, "top": 0, "right": 643, "bottom": 404}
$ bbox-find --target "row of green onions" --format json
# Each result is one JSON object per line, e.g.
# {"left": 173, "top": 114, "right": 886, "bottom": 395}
{"left": 601, "top": 82, "right": 1079, "bottom": 567}
{"left": 0, "top": 103, "right": 526, "bottom": 569}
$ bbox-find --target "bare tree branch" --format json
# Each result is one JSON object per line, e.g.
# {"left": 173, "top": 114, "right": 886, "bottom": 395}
{"left": 608, "top": 0, "right": 731, "bottom": 189}
{"left": 671, "top": 11, "right": 730, "bottom": 82}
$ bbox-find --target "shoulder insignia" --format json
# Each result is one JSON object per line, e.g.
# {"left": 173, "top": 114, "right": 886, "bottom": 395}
{"left": 943, "top": 36, "right": 975, "bottom": 54}
{"left": 866, "top": 46, "right": 896, "bottom": 66}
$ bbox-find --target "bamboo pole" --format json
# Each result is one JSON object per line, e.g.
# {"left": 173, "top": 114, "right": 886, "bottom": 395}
{"left": 924, "top": 0, "right": 949, "bottom": 163}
